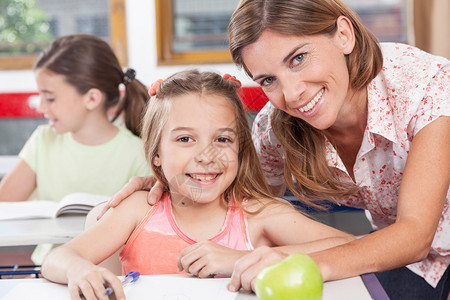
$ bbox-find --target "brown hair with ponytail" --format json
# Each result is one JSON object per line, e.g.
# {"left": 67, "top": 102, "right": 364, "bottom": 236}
{"left": 34, "top": 34, "right": 148, "bottom": 136}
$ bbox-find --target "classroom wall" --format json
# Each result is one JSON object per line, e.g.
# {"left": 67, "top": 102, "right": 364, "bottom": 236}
{"left": 0, "top": 0, "right": 258, "bottom": 155}
{"left": 0, "top": 0, "right": 254, "bottom": 94}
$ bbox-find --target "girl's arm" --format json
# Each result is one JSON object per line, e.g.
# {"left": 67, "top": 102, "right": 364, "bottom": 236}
{"left": 178, "top": 200, "right": 354, "bottom": 279}
{"left": 229, "top": 116, "right": 450, "bottom": 292}
{"left": 248, "top": 200, "right": 355, "bottom": 253}
{"left": 96, "top": 176, "right": 163, "bottom": 219}
{"left": 41, "top": 191, "right": 150, "bottom": 299}
{"left": 0, "top": 159, "right": 36, "bottom": 202}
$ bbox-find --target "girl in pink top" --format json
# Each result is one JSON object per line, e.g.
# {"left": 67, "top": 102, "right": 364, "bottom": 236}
{"left": 41, "top": 70, "right": 354, "bottom": 300}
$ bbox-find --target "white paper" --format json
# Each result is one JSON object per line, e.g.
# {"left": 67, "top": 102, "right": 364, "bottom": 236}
{"left": 3, "top": 282, "right": 70, "bottom": 300}
{"left": 126, "top": 275, "right": 237, "bottom": 300}
{"left": 3, "top": 275, "right": 238, "bottom": 300}
{"left": 0, "top": 193, "right": 109, "bottom": 220}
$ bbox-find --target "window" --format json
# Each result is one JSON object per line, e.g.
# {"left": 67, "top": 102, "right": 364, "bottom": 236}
{"left": 155, "top": 0, "right": 238, "bottom": 65}
{"left": 0, "top": 0, "right": 127, "bottom": 70}
{"left": 156, "top": 0, "right": 407, "bottom": 65}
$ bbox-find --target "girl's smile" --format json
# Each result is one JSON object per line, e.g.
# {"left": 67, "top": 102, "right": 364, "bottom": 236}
{"left": 156, "top": 92, "right": 239, "bottom": 208}
{"left": 188, "top": 173, "right": 221, "bottom": 184}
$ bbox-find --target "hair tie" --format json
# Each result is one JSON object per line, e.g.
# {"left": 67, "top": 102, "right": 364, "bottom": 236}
{"left": 123, "top": 68, "right": 136, "bottom": 85}
{"left": 148, "top": 79, "right": 164, "bottom": 96}
{"left": 223, "top": 74, "right": 242, "bottom": 87}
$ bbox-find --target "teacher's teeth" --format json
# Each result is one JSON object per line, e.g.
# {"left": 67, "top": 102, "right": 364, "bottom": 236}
{"left": 299, "top": 89, "right": 323, "bottom": 113}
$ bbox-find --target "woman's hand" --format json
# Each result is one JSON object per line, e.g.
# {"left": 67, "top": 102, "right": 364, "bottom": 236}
{"left": 228, "top": 246, "right": 287, "bottom": 293}
{"left": 97, "top": 176, "right": 165, "bottom": 220}
{"left": 177, "top": 241, "right": 249, "bottom": 278}
{"left": 66, "top": 263, "right": 124, "bottom": 300}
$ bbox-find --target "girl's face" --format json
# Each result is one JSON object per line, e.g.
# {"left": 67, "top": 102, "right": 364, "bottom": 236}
{"left": 35, "top": 69, "right": 89, "bottom": 134}
{"left": 241, "top": 27, "right": 355, "bottom": 131}
{"left": 155, "top": 93, "right": 239, "bottom": 208}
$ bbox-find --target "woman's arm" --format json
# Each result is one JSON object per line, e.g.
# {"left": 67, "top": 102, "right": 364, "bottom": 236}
{"left": 312, "top": 116, "right": 450, "bottom": 280}
{"left": 229, "top": 116, "right": 450, "bottom": 292}
{"left": 42, "top": 191, "right": 150, "bottom": 299}
{"left": 0, "top": 159, "right": 36, "bottom": 202}
{"left": 225, "top": 199, "right": 356, "bottom": 291}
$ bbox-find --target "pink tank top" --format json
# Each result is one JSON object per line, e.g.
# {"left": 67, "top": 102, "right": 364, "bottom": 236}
{"left": 119, "top": 194, "right": 254, "bottom": 275}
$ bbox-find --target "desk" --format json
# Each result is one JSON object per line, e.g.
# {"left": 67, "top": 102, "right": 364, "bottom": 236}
{"left": 0, "top": 274, "right": 388, "bottom": 300}
{"left": 0, "top": 215, "right": 85, "bottom": 247}
{"left": 0, "top": 155, "right": 19, "bottom": 178}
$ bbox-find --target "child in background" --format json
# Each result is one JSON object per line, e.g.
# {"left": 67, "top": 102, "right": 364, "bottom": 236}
{"left": 0, "top": 34, "right": 152, "bottom": 203}
{"left": 0, "top": 34, "right": 152, "bottom": 265}
{"left": 41, "top": 70, "right": 354, "bottom": 300}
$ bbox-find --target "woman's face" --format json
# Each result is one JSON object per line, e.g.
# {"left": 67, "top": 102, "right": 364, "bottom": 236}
{"left": 241, "top": 26, "right": 355, "bottom": 130}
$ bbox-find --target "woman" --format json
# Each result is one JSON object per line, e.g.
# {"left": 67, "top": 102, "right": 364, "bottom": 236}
{"left": 100, "top": 0, "right": 449, "bottom": 298}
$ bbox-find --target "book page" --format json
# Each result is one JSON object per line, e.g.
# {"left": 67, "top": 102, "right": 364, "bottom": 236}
{"left": 0, "top": 201, "right": 57, "bottom": 220}
{"left": 55, "top": 193, "right": 110, "bottom": 217}
{"left": 0, "top": 193, "right": 109, "bottom": 220}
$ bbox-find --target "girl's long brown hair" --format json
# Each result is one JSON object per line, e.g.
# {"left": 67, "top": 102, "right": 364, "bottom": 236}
{"left": 34, "top": 34, "right": 148, "bottom": 136}
{"left": 141, "top": 70, "right": 277, "bottom": 211}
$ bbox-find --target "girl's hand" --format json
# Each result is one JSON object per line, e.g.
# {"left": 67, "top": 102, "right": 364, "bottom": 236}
{"left": 97, "top": 176, "right": 165, "bottom": 220}
{"left": 228, "top": 246, "right": 287, "bottom": 293}
{"left": 177, "top": 241, "right": 249, "bottom": 278}
{"left": 66, "top": 263, "right": 124, "bottom": 300}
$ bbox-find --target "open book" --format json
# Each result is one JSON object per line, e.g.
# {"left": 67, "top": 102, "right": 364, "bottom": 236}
{"left": 0, "top": 193, "right": 110, "bottom": 220}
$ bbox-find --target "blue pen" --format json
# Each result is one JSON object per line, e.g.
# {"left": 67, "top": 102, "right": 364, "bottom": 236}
{"left": 105, "top": 271, "right": 140, "bottom": 295}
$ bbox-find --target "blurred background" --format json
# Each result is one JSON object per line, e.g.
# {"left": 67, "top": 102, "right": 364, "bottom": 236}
{"left": 0, "top": 0, "right": 449, "bottom": 155}
{"left": 0, "top": 0, "right": 448, "bottom": 237}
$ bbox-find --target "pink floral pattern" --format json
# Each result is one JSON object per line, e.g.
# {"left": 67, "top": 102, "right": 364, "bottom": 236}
{"left": 252, "top": 43, "right": 449, "bottom": 287}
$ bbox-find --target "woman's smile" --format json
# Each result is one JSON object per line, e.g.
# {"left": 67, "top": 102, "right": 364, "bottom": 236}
{"left": 295, "top": 88, "right": 324, "bottom": 113}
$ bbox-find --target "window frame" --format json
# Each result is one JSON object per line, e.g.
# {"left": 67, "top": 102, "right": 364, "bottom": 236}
{"left": 155, "top": 0, "right": 232, "bottom": 65}
{"left": 0, "top": 0, "right": 128, "bottom": 70}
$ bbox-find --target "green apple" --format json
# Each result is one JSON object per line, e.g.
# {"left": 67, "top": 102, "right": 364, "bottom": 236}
{"left": 254, "top": 253, "right": 323, "bottom": 300}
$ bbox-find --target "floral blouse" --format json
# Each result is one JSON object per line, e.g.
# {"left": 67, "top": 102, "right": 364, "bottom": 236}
{"left": 252, "top": 43, "right": 450, "bottom": 287}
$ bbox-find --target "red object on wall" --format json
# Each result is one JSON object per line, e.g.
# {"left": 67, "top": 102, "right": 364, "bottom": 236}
{"left": 0, "top": 87, "right": 269, "bottom": 118}
{"left": 0, "top": 92, "right": 42, "bottom": 118}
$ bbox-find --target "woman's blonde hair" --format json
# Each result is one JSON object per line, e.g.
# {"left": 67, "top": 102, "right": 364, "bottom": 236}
{"left": 141, "top": 70, "right": 275, "bottom": 209}
{"left": 228, "top": 0, "right": 382, "bottom": 206}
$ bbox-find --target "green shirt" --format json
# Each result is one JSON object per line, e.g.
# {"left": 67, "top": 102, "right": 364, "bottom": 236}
{"left": 19, "top": 125, "right": 151, "bottom": 202}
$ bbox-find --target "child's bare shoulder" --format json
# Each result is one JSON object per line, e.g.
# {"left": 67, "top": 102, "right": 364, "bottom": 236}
{"left": 113, "top": 190, "right": 152, "bottom": 217}
{"left": 127, "top": 190, "right": 152, "bottom": 205}
{"left": 244, "top": 196, "right": 295, "bottom": 216}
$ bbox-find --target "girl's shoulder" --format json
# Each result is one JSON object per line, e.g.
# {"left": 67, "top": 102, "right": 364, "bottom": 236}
{"left": 113, "top": 190, "right": 153, "bottom": 224}
{"left": 243, "top": 196, "right": 295, "bottom": 218}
